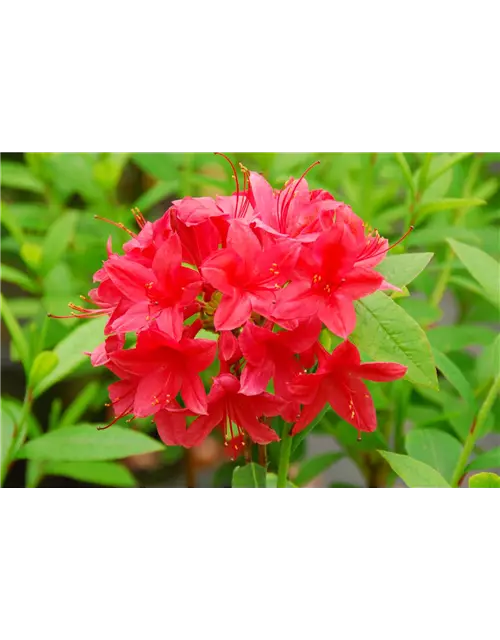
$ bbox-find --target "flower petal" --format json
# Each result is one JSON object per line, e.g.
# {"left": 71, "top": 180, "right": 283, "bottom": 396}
{"left": 214, "top": 293, "right": 252, "bottom": 331}
{"left": 358, "top": 362, "right": 407, "bottom": 382}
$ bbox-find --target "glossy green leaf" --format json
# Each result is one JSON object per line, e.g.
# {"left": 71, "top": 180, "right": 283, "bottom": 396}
{"left": 468, "top": 472, "right": 500, "bottom": 488}
{"left": 1, "top": 264, "right": 40, "bottom": 293}
{"left": 467, "top": 447, "right": 500, "bottom": 473}
{"left": 405, "top": 428, "right": 462, "bottom": 483}
{"left": 28, "top": 351, "right": 59, "bottom": 390}
{"left": 448, "top": 239, "right": 500, "bottom": 307}
{"left": 40, "top": 211, "right": 77, "bottom": 274}
{"left": 44, "top": 461, "right": 137, "bottom": 487}
{"left": 26, "top": 461, "right": 44, "bottom": 488}
{"left": 352, "top": 292, "right": 438, "bottom": 389}
{"left": 295, "top": 452, "right": 344, "bottom": 486}
{"left": 398, "top": 297, "right": 442, "bottom": 327}
{"left": 0, "top": 293, "right": 30, "bottom": 369}
{"left": 33, "top": 316, "right": 107, "bottom": 397}
{"left": 20, "top": 242, "right": 43, "bottom": 271}
{"left": 265, "top": 473, "right": 297, "bottom": 488}
{"left": 232, "top": 463, "right": 266, "bottom": 488}
{"left": 378, "top": 451, "right": 450, "bottom": 488}
{"left": 376, "top": 253, "right": 433, "bottom": 289}
{"left": 18, "top": 424, "right": 164, "bottom": 461}
{"left": 1, "top": 161, "right": 45, "bottom": 193}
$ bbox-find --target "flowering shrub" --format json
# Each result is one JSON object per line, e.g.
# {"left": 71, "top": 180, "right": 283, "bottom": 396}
{"left": 2, "top": 153, "right": 499, "bottom": 489}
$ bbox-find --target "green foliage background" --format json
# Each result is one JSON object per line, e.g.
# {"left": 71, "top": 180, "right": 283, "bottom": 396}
{"left": 1, "top": 153, "right": 499, "bottom": 488}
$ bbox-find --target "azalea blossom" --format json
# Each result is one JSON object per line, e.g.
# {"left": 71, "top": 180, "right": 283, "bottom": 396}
{"left": 289, "top": 341, "right": 407, "bottom": 435}
{"left": 53, "top": 155, "right": 412, "bottom": 460}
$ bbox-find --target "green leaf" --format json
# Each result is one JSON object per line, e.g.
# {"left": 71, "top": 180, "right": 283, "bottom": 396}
{"left": 431, "top": 348, "right": 476, "bottom": 410}
{"left": 40, "top": 211, "right": 77, "bottom": 274}
{"left": 1, "top": 402, "right": 16, "bottom": 470}
{"left": 33, "top": 316, "right": 106, "bottom": 397}
{"left": 0, "top": 293, "right": 30, "bottom": 370}
{"left": 232, "top": 463, "right": 266, "bottom": 488}
{"left": 265, "top": 473, "right": 297, "bottom": 488}
{"left": 428, "top": 325, "right": 497, "bottom": 353}
{"left": 26, "top": 461, "right": 44, "bottom": 488}
{"left": 405, "top": 428, "right": 462, "bottom": 483}
{"left": 18, "top": 424, "right": 164, "bottom": 461}
{"left": 28, "top": 351, "right": 59, "bottom": 390}
{"left": 1, "top": 264, "right": 40, "bottom": 294}
{"left": 426, "top": 153, "right": 472, "bottom": 187}
{"left": 132, "top": 153, "right": 179, "bottom": 181}
{"left": 134, "top": 180, "right": 178, "bottom": 211}
{"left": 476, "top": 335, "right": 500, "bottom": 386}
{"left": 352, "top": 292, "right": 438, "bottom": 389}
{"left": 1, "top": 161, "right": 45, "bottom": 193}
{"left": 394, "top": 153, "right": 416, "bottom": 197}
{"left": 468, "top": 472, "right": 500, "bottom": 488}
{"left": 295, "top": 452, "right": 344, "bottom": 486}
{"left": 20, "top": 242, "right": 43, "bottom": 271}
{"left": 467, "top": 448, "right": 500, "bottom": 473}
{"left": 416, "top": 198, "right": 485, "bottom": 221}
{"left": 447, "top": 239, "right": 500, "bottom": 307}
{"left": 378, "top": 451, "right": 450, "bottom": 488}
{"left": 58, "top": 381, "right": 100, "bottom": 428}
{"left": 44, "top": 461, "right": 137, "bottom": 487}
{"left": 376, "top": 252, "right": 433, "bottom": 289}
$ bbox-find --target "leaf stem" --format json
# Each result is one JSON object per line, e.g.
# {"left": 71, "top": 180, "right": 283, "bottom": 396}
{"left": 1, "top": 388, "right": 34, "bottom": 486}
{"left": 277, "top": 423, "right": 293, "bottom": 488}
{"left": 450, "top": 374, "right": 500, "bottom": 487}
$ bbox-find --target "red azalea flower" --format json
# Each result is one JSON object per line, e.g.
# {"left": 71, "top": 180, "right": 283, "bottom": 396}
{"left": 104, "top": 234, "right": 202, "bottom": 340}
{"left": 238, "top": 318, "right": 321, "bottom": 397}
{"left": 289, "top": 341, "right": 407, "bottom": 435}
{"left": 274, "top": 224, "right": 384, "bottom": 338}
{"left": 185, "top": 373, "right": 282, "bottom": 456}
{"left": 201, "top": 220, "right": 299, "bottom": 331}
{"left": 108, "top": 325, "right": 217, "bottom": 417}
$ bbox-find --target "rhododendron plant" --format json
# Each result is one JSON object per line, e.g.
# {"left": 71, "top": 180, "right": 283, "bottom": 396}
{"left": 51, "top": 154, "right": 413, "bottom": 487}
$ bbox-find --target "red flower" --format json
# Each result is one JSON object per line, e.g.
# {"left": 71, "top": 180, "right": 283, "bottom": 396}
{"left": 274, "top": 224, "right": 384, "bottom": 338}
{"left": 104, "top": 234, "right": 202, "bottom": 340}
{"left": 289, "top": 341, "right": 407, "bottom": 435}
{"left": 185, "top": 373, "right": 283, "bottom": 456}
{"left": 238, "top": 318, "right": 321, "bottom": 397}
{"left": 108, "top": 325, "right": 217, "bottom": 417}
{"left": 201, "top": 220, "right": 299, "bottom": 330}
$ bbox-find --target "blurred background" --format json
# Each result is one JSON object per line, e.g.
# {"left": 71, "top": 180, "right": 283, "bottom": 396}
{"left": 1, "top": 152, "right": 499, "bottom": 487}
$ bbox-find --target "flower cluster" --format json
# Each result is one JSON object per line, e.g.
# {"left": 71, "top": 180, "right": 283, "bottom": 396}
{"left": 61, "top": 156, "right": 408, "bottom": 458}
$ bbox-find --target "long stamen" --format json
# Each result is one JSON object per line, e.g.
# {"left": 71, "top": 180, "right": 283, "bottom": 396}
{"left": 94, "top": 215, "right": 137, "bottom": 237}
{"left": 131, "top": 207, "right": 146, "bottom": 228}
{"left": 215, "top": 152, "right": 240, "bottom": 217}
{"left": 369, "top": 225, "right": 414, "bottom": 261}
{"left": 278, "top": 161, "right": 320, "bottom": 230}
{"left": 97, "top": 404, "right": 134, "bottom": 430}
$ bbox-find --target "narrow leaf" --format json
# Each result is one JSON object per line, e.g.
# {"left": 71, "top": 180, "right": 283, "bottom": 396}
{"left": 44, "top": 461, "right": 137, "bottom": 487}
{"left": 232, "top": 463, "right": 266, "bottom": 488}
{"left": 295, "top": 452, "right": 344, "bottom": 486}
{"left": 416, "top": 198, "right": 485, "bottom": 221}
{"left": 1, "top": 264, "right": 40, "bottom": 294}
{"left": 447, "top": 239, "right": 500, "bottom": 307}
{"left": 0, "top": 293, "right": 30, "bottom": 370}
{"left": 405, "top": 428, "right": 462, "bottom": 483}
{"left": 376, "top": 252, "right": 433, "bottom": 289}
{"left": 18, "top": 424, "right": 164, "bottom": 461}
{"left": 467, "top": 447, "right": 500, "bottom": 473}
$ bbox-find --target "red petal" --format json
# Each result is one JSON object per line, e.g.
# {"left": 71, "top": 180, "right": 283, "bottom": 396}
{"left": 358, "top": 362, "right": 407, "bottom": 382}
{"left": 181, "top": 374, "right": 208, "bottom": 415}
{"left": 318, "top": 295, "right": 356, "bottom": 339}
{"left": 326, "top": 377, "right": 376, "bottom": 432}
{"left": 239, "top": 360, "right": 274, "bottom": 396}
{"left": 214, "top": 293, "right": 252, "bottom": 331}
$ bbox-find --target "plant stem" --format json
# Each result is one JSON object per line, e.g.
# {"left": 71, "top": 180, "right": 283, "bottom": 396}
{"left": 451, "top": 374, "right": 500, "bottom": 487}
{"left": 277, "top": 424, "right": 293, "bottom": 488}
{"left": 430, "top": 155, "right": 481, "bottom": 307}
{"left": 1, "top": 388, "right": 33, "bottom": 486}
